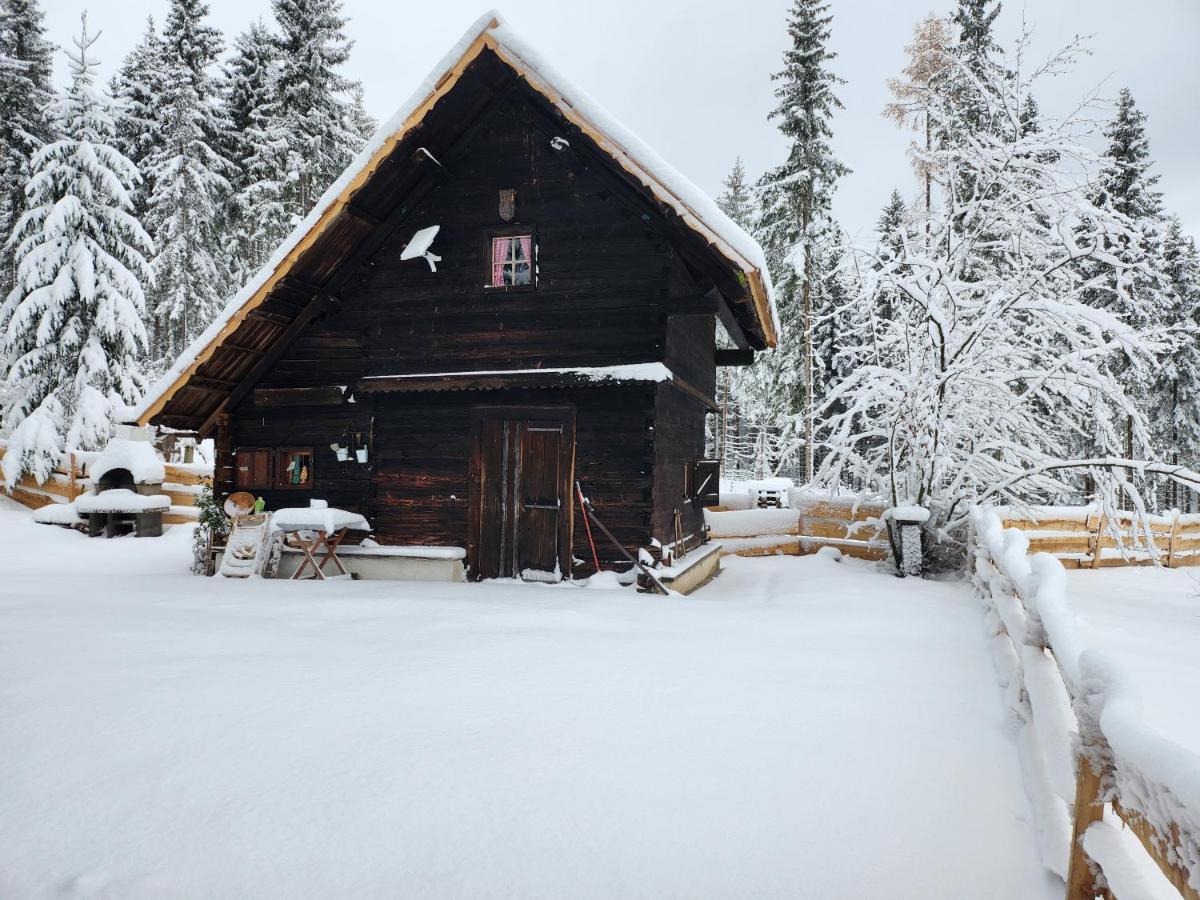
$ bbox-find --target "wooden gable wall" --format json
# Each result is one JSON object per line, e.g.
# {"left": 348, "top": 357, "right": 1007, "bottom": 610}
{"left": 221, "top": 49, "right": 721, "bottom": 562}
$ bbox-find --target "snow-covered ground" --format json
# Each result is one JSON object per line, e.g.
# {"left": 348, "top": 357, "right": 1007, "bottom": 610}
{"left": 1068, "top": 567, "right": 1200, "bottom": 754}
{"left": 0, "top": 500, "right": 1057, "bottom": 898}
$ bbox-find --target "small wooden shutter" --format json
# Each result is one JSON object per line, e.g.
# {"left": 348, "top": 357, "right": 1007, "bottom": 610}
{"left": 235, "top": 448, "right": 270, "bottom": 488}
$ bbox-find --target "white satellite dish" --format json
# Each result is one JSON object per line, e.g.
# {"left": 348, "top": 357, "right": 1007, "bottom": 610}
{"left": 401, "top": 225, "right": 442, "bottom": 272}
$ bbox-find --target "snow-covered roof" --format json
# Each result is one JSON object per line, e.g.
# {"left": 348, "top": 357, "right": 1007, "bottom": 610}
{"left": 133, "top": 11, "right": 776, "bottom": 427}
{"left": 360, "top": 363, "right": 675, "bottom": 384}
{"left": 88, "top": 439, "right": 165, "bottom": 485}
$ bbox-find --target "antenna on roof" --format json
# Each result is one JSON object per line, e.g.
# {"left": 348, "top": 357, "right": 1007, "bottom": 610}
{"left": 400, "top": 225, "right": 442, "bottom": 272}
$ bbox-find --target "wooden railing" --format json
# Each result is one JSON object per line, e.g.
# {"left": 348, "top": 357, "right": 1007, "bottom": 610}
{"left": 0, "top": 442, "right": 210, "bottom": 524}
{"left": 971, "top": 507, "right": 1200, "bottom": 899}
{"left": 1002, "top": 507, "right": 1200, "bottom": 569}
{"left": 704, "top": 496, "right": 890, "bottom": 561}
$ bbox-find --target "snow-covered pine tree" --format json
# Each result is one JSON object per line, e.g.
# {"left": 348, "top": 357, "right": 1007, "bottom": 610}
{"left": 0, "top": 0, "right": 56, "bottom": 298}
{"left": 946, "top": 0, "right": 1005, "bottom": 136}
{"left": 717, "top": 157, "right": 754, "bottom": 231}
{"left": 270, "top": 0, "right": 372, "bottom": 222}
{"left": 1089, "top": 88, "right": 1170, "bottom": 466}
{"left": 710, "top": 157, "right": 760, "bottom": 472}
{"left": 110, "top": 17, "right": 166, "bottom": 221}
{"left": 223, "top": 19, "right": 288, "bottom": 284}
{"left": 818, "top": 39, "right": 1172, "bottom": 549}
{"left": 756, "top": 0, "right": 849, "bottom": 483}
{"left": 867, "top": 189, "right": 910, "bottom": 339}
{"left": 1154, "top": 216, "right": 1200, "bottom": 509}
{"left": 0, "top": 15, "right": 152, "bottom": 487}
{"left": 144, "top": 0, "right": 233, "bottom": 364}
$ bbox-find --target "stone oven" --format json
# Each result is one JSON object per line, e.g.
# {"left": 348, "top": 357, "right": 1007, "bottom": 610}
{"left": 80, "top": 439, "right": 170, "bottom": 538}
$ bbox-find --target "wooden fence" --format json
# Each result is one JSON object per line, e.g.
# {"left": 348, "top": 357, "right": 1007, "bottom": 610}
{"left": 973, "top": 507, "right": 1200, "bottom": 900}
{"left": 704, "top": 497, "right": 890, "bottom": 562}
{"left": 0, "top": 443, "right": 208, "bottom": 525}
{"left": 1002, "top": 507, "right": 1200, "bottom": 569}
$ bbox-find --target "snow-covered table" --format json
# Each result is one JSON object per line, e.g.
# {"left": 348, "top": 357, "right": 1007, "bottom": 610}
{"left": 270, "top": 506, "right": 370, "bottom": 580}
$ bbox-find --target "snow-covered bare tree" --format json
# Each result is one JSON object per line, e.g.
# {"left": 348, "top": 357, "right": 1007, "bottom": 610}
{"left": 0, "top": 0, "right": 56, "bottom": 298}
{"left": 0, "top": 16, "right": 151, "bottom": 487}
{"left": 756, "top": 0, "right": 850, "bottom": 483}
{"left": 145, "top": 0, "right": 233, "bottom": 364}
{"left": 270, "top": 0, "right": 373, "bottom": 222}
{"left": 818, "top": 39, "right": 1173, "bottom": 548}
{"left": 884, "top": 13, "right": 950, "bottom": 232}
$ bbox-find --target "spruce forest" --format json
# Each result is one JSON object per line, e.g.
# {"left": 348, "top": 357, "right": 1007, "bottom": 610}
{"left": 2, "top": 0, "right": 1198, "bottom": 544}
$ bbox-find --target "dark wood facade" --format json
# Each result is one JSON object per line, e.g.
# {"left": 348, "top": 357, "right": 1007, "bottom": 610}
{"left": 142, "top": 38, "right": 772, "bottom": 579}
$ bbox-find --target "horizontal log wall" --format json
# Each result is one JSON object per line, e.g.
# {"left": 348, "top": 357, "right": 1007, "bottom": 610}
{"left": 1002, "top": 508, "right": 1200, "bottom": 568}
{"left": 709, "top": 498, "right": 890, "bottom": 562}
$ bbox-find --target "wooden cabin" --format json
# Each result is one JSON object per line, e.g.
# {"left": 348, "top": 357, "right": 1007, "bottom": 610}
{"left": 133, "top": 12, "right": 777, "bottom": 584}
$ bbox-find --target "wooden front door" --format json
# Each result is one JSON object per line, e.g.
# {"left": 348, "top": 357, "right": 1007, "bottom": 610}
{"left": 468, "top": 407, "right": 575, "bottom": 581}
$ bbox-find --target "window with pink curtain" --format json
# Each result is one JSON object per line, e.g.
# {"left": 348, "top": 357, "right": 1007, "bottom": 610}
{"left": 490, "top": 235, "right": 533, "bottom": 287}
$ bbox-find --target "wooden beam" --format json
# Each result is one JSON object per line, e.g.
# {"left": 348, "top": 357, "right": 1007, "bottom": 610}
{"left": 198, "top": 295, "right": 339, "bottom": 436}
{"left": 715, "top": 348, "right": 755, "bottom": 367}
{"left": 666, "top": 375, "right": 718, "bottom": 412}
{"left": 222, "top": 342, "right": 266, "bottom": 357}
{"left": 665, "top": 295, "right": 720, "bottom": 316}
{"left": 252, "top": 386, "right": 346, "bottom": 407}
{"left": 188, "top": 375, "right": 239, "bottom": 392}
{"left": 344, "top": 202, "right": 382, "bottom": 227}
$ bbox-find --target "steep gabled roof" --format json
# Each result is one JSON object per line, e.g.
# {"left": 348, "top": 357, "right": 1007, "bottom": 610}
{"left": 133, "top": 10, "right": 777, "bottom": 429}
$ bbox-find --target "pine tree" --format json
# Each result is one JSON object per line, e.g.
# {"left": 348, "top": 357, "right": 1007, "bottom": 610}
{"left": 1097, "top": 88, "right": 1162, "bottom": 224}
{"left": 947, "top": 0, "right": 1005, "bottom": 137}
{"left": 756, "top": 0, "right": 850, "bottom": 482}
{"left": 0, "top": 0, "right": 56, "bottom": 298}
{"left": 0, "top": 16, "right": 152, "bottom": 487}
{"left": 1088, "top": 88, "right": 1169, "bottom": 465}
{"left": 110, "top": 17, "right": 166, "bottom": 221}
{"left": 271, "top": 0, "right": 371, "bottom": 221}
{"left": 145, "top": 0, "right": 233, "bottom": 363}
{"left": 223, "top": 19, "right": 287, "bottom": 283}
{"left": 712, "top": 156, "right": 757, "bottom": 472}
{"left": 716, "top": 158, "right": 754, "bottom": 231}
{"left": 1154, "top": 217, "right": 1200, "bottom": 509}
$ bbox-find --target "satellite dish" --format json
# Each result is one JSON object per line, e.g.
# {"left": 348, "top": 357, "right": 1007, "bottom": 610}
{"left": 401, "top": 225, "right": 442, "bottom": 272}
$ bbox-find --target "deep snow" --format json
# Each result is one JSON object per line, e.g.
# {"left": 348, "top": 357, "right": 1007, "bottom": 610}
{"left": 1068, "top": 566, "right": 1200, "bottom": 755}
{"left": 0, "top": 500, "right": 1056, "bottom": 898}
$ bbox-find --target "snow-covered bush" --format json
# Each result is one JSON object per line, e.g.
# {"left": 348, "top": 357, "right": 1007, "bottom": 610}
{"left": 191, "top": 483, "right": 228, "bottom": 575}
{"left": 817, "top": 36, "right": 1181, "bottom": 545}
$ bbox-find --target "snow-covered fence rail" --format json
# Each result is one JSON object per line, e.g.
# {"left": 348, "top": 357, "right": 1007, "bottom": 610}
{"left": 704, "top": 497, "right": 889, "bottom": 561}
{"left": 1002, "top": 506, "right": 1200, "bottom": 569}
{"left": 970, "top": 506, "right": 1200, "bottom": 900}
{"left": 0, "top": 441, "right": 209, "bottom": 524}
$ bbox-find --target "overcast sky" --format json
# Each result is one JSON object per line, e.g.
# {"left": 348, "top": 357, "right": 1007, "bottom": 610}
{"left": 44, "top": 0, "right": 1200, "bottom": 242}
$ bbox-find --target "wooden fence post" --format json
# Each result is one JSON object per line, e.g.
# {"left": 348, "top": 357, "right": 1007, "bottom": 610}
{"left": 67, "top": 452, "right": 78, "bottom": 501}
{"left": 1064, "top": 754, "right": 1106, "bottom": 900}
{"left": 1089, "top": 513, "right": 1106, "bottom": 570}
{"left": 1167, "top": 512, "right": 1181, "bottom": 569}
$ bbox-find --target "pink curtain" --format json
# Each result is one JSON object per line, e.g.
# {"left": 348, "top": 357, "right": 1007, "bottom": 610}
{"left": 492, "top": 237, "right": 509, "bottom": 286}
{"left": 518, "top": 236, "right": 533, "bottom": 272}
